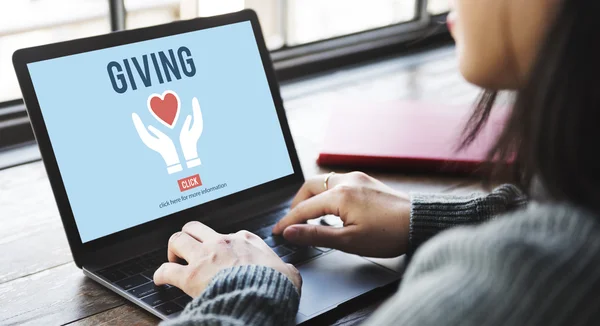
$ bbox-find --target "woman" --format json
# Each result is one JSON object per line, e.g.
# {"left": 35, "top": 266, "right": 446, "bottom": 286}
{"left": 155, "top": 0, "right": 600, "bottom": 324}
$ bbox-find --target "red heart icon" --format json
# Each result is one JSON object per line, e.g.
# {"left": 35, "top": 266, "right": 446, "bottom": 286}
{"left": 147, "top": 91, "right": 180, "bottom": 128}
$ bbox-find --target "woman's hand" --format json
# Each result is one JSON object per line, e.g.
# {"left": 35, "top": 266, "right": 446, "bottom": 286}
{"left": 272, "top": 172, "right": 411, "bottom": 258}
{"left": 154, "top": 221, "right": 302, "bottom": 298}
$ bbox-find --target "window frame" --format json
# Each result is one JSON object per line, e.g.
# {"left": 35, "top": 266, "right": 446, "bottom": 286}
{"left": 0, "top": 0, "right": 450, "bottom": 153}
{"left": 273, "top": 0, "right": 429, "bottom": 59}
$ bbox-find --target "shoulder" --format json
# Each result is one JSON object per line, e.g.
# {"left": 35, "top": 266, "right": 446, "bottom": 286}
{"left": 403, "top": 203, "right": 600, "bottom": 324}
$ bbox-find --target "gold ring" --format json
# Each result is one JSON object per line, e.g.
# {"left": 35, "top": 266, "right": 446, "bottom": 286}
{"left": 324, "top": 172, "right": 335, "bottom": 191}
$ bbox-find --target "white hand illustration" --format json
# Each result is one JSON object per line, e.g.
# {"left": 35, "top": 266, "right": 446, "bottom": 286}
{"left": 180, "top": 97, "right": 204, "bottom": 168}
{"left": 132, "top": 113, "right": 183, "bottom": 174}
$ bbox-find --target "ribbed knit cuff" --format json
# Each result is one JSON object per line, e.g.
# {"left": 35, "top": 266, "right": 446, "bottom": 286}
{"left": 408, "top": 184, "right": 527, "bottom": 257}
{"left": 169, "top": 265, "right": 299, "bottom": 326}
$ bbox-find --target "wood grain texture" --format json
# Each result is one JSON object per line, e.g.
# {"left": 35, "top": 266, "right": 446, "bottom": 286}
{"left": 0, "top": 161, "right": 72, "bottom": 284}
{"left": 0, "top": 46, "right": 485, "bottom": 325}
{"left": 66, "top": 305, "right": 158, "bottom": 326}
{"left": 0, "top": 263, "right": 124, "bottom": 326}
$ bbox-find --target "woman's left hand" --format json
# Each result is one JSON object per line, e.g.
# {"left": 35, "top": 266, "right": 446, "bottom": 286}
{"left": 153, "top": 221, "right": 302, "bottom": 298}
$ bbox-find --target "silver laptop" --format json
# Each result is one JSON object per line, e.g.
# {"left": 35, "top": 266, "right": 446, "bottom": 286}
{"left": 12, "top": 9, "right": 402, "bottom": 324}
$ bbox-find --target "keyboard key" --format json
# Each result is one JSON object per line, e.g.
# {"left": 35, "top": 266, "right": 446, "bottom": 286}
{"left": 142, "top": 270, "right": 157, "bottom": 280}
{"left": 284, "top": 244, "right": 305, "bottom": 252}
{"left": 168, "top": 287, "right": 185, "bottom": 298}
{"left": 282, "top": 248, "right": 322, "bottom": 265}
{"left": 143, "top": 250, "right": 163, "bottom": 261}
{"left": 138, "top": 260, "right": 157, "bottom": 271}
{"left": 128, "top": 282, "right": 167, "bottom": 298}
{"left": 142, "top": 287, "right": 184, "bottom": 307}
{"left": 252, "top": 226, "right": 274, "bottom": 239}
{"left": 115, "top": 274, "right": 150, "bottom": 290}
{"left": 259, "top": 209, "right": 289, "bottom": 227}
{"left": 98, "top": 269, "right": 127, "bottom": 282}
{"left": 120, "top": 262, "right": 145, "bottom": 276}
{"left": 149, "top": 260, "right": 165, "bottom": 270}
{"left": 272, "top": 246, "right": 293, "bottom": 257}
{"left": 142, "top": 292, "right": 170, "bottom": 307}
{"left": 148, "top": 254, "right": 166, "bottom": 265}
{"left": 174, "top": 295, "right": 193, "bottom": 307}
{"left": 316, "top": 247, "right": 333, "bottom": 253}
{"left": 155, "top": 302, "right": 183, "bottom": 315}
{"left": 264, "top": 236, "right": 285, "bottom": 248}
{"left": 112, "top": 260, "right": 133, "bottom": 271}
{"left": 168, "top": 286, "right": 184, "bottom": 297}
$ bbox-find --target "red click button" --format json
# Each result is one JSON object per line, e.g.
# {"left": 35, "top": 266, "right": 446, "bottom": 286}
{"left": 178, "top": 174, "right": 202, "bottom": 192}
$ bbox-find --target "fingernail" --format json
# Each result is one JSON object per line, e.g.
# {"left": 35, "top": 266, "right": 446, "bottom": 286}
{"left": 284, "top": 226, "right": 299, "bottom": 239}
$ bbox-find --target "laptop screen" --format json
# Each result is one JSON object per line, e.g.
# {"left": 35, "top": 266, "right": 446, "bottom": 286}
{"left": 26, "top": 21, "right": 294, "bottom": 243}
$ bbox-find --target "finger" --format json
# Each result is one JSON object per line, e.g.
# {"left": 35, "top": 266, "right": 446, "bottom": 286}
{"left": 154, "top": 262, "right": 187, "bottom": 288}
{"left": 147, "top": 125, "right": 167, "bottom": 138}
{"left": 168, "top": 231, "right": 202, "bottom": 263}
{"left": 191, "top": 98, "right": 204, "bottom": 134}
{"left": 282, "top": 224, "right": 350, "bottom": 249}
{"left": 273, "top": 190, "right": 340, "bottom": 234}
{"left": 182, "top": 221, "right": 220, "bottom": 243}
{"left": 192, "top": 97, "right": 201, "bottom": 114}
{"left": 132, "top": 113, "right": 156, "bottom": 144}
{"left": 132, "top": 113, "right": 144, "bottom": 130}
{"left": 181, "top": 115, "right": 192, "bottom": 133}
{"left": 290, "top": 173, "right": 340, "bottom": 209}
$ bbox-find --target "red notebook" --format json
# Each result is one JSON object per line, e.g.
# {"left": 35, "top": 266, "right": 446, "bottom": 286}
{"left": 316, "top": 101, "right": 508, "bottom": 174}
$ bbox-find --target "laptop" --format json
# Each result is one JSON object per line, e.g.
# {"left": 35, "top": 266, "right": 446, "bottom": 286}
{"left": 12, "top": 9, "right": 402, "bottom": 324}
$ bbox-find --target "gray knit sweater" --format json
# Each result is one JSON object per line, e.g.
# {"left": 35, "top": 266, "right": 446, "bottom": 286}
{"left": 164, "top": 185, "right": 600, "bottom": 325}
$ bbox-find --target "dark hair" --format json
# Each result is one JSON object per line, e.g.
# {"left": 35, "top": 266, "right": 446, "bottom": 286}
{"left": 461, "top": 0, "right": 600, "bottom": 212}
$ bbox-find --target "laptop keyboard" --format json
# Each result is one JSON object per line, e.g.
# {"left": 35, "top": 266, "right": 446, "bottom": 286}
{"left": 96, "top": 208, "right": 330, "bottom": 317}
{"left": 98, "top": 250, "right": 191, "bottom": 316}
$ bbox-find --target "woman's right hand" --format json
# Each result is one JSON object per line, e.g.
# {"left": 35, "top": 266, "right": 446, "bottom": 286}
{"left": 272, "top": 172, "right": 411, "bottom": 258}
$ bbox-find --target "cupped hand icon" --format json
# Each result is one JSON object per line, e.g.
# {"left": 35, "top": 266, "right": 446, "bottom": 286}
{"left": 132, "top": 113, "right": 183, "bottom": 174}
{"left": 180, "top": 97, "right": 203, "bottom": 168}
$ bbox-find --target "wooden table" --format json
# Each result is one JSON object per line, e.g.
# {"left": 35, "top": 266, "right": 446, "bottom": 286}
{"left": 0, "top": 46, "right": 484, "bottom": 325}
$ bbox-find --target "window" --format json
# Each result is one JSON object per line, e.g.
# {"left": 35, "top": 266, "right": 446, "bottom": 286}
{"left": 123, "top": 0, "right": 438, "bottom": 49}
{"left": 123, "top": 0, "right": 287, "bottom": 50}
{"left": 1, "top": 0, "right": 449, "bottom": 103}
{"left": 428, "top": 0, "right": 451, "bottom": 15}
{"left": 0, "top": 0, "right": 449, "bottom": 152}
{"left": 0, "top": 0, "right": 110, "bottom": 103}
{"left": 285, "top": 0, "right": 417, "bottom": 46}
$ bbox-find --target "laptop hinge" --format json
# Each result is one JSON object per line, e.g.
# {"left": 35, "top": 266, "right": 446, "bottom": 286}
{"left": 81, "top": 182, "right": 300, "bottom": 271}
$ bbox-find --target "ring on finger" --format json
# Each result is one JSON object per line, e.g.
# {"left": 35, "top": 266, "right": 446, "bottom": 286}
{"left": 324, "top": 172, "right": 336, "bottom": 191}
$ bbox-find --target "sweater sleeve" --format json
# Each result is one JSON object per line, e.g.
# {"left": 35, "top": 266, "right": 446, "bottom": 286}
{"left": 408, "top": 184, "right": 526, "bottom": 256}
{"left": 162, "top": 265, "right": 299, "bottom": 326}
{"left": 364, "top": 204, "right": 600, "bottom": 326}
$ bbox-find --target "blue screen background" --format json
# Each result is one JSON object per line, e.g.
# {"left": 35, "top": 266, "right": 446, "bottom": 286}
{"left": 27, "top": 21, "right": 294, "bottom": 243}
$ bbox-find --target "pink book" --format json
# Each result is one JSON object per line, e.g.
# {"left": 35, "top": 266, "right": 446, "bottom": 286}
{"left": 317, "top": 100, "right": 509, "bottom": 175}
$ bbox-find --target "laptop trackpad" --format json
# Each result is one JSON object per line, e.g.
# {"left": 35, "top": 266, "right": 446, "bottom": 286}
{"left": 296, "top": 250, "right": 399, "bottom": 318}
